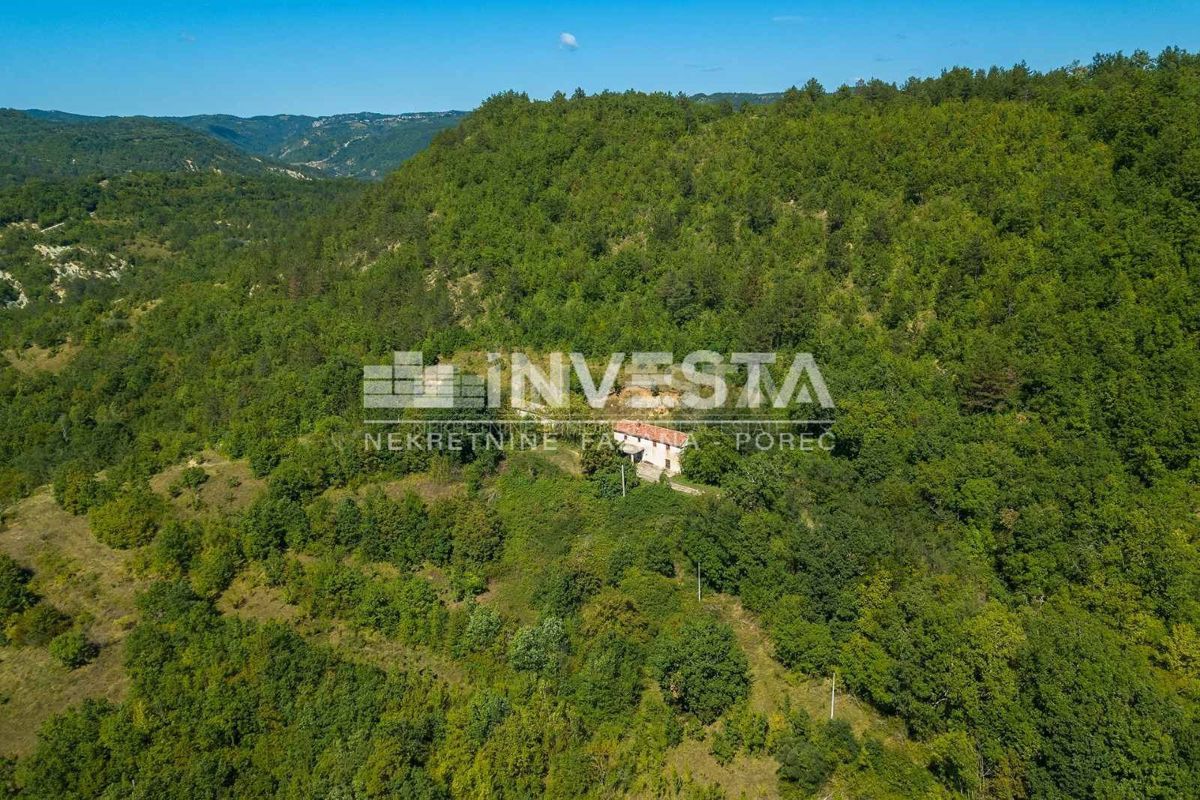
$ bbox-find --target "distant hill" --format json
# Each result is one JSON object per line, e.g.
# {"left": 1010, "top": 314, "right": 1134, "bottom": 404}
{"left": 1, "top": 110, "right": 314, "bottom": 186}
{"left": 20, "top": 109, "right": 467, "bottom": 181}
{"left": 688, "top": 91, "right": 784, "bottom": 107}
{"left": 167, "top": 111, "right": 468, "bottom": 179}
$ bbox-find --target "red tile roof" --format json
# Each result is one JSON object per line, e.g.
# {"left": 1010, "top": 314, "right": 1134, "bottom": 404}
{"left": 613, "top": 420, "right": 689, "bottom": 449}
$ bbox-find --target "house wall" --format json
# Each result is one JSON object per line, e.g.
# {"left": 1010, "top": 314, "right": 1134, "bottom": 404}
{"left": 613, "top": 431, "right": 684, "bottom": 475}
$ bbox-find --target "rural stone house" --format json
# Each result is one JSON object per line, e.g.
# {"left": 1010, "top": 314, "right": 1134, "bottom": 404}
{"left": 612, "top": 420, "right": 689, "bottom": 476}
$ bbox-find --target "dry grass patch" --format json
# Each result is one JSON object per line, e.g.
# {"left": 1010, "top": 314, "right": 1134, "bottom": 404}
{"left": 374, "top": 473, "right": 464, "bottom": 504}
{"left": 3, "top": 343, "right": 79, "bottom": 375}
{"left": 217, "top": 569, "right": 301, "bottom": 624}
{"left": 664, "top": 739, "right": 781, "bottom": 800}
{"left": 0, "top": 641, "right": 128, "bottom": 757}
{"left": 149, "top": 450, "right": 265, "bottom": 517}
{"left": 0, "top": 488, "right": 146, "bottom": 756}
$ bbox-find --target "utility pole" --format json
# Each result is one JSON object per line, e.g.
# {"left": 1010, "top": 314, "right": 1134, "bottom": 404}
{"left": 830, "top": 670, "right": 837, "bottom": 720}
{"left": 697, "top": 563, "right": 701, "bottom": 602}
{"left": 620, "top": 463, "right": 626, "bottom": 497}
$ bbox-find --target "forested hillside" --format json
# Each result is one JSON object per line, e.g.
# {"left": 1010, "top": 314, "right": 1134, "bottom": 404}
{"left": 20, "top": 109, "right": 469, "bottom": 180}
{"left": 1, "top": 49, "right": 1199, "bottom": 799}
{"left": 168, "top": 111, "right": 468, "bottom": 179}
{"left": 0, "top": 110, "right": 317, "bottom": 186}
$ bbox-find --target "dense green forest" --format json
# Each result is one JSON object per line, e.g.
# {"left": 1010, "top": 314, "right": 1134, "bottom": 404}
{"left": 0, "top": 110, "right": 319, "bottom": 186}
{"left": 167, "top": 111, "right": 469, "bottom": 179}
{"left": 21, "top": 109, "right": 471, "bottom": 180}
{"left": 1, "top": 49, "right": 1200, "bottom": 798}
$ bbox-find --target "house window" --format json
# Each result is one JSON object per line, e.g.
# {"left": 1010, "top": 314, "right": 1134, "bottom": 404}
{"left": 665, "top": 458, "right": 671, "bottom": 470}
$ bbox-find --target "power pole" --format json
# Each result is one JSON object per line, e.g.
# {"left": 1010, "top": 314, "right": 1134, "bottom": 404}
{"left": 620, "top": 463, "right": 626, "bottom": 497}
{"left": 830, "top": 670, "right": 837, "bottom": 720}
{"left": 697, "top": 563, "right": 701, "bottom": 602}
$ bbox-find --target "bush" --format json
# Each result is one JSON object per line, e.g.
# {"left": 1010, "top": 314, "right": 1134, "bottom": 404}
{"left": 682, "top": 427, "right": 739, "bottom": 485}
{"left": 6, "top": 603, "right": 70, "bottom": 646}
{"left": 652, "top": 615, "right": 750, "bottom": 723}
{"left": 241, "top": 495, "right": 308, "bottom": 560}
{"left": 151, "top": 520, "right": 202, "bottom": 576}
{"left": 169, "top": 466, "right": 209, "bottom": 496}
{"left": 49, "top": 630, "right": 97, "bottom": 668}
{"left": 0, "top": 554, "right": 34, "bottom": 619}
{"left": 533, "top": 564, "right": 601, "bottom": 617}
{"left": 88, "top": 487, "right": 168, "bottom": 548}
{"left": 573, "top": 632, "right": 645, "bottom": 723}
{"left": 770, "top": 596, "right": 836, "bottom": 674}
{"left": 457, "top": 604, "right": 503, "bottom": 655}
{"left": 189, "top": 522, "right": 243, "bottom": 598}
{"left": 508, "top": 616, "right": 568, "bottom": 674}
{"left": 51, "top": 464, "right": 111, "bottom": 516}
{"left": 451, "top": 501, "right": 505, "bottom": 570}
{"left": 776, "top": 735, "right": 833, "bottom": 795}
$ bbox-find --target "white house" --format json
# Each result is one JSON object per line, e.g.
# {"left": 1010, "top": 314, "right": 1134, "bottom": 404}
{"left": 612, "top": 420, "right": 689, "bottom": 476}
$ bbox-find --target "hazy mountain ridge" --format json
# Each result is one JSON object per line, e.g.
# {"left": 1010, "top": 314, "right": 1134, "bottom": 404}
{"left": 688, "top": 91, "right": 785, "bottom": 107}
{"left": 21, "top": 108, "right": 467, "bottom": 181}
{"left": 1, "top": 109, "right": 318, "bottom": 185}
{"left": 166, "top": 110, "right": 467, "bottom": 179}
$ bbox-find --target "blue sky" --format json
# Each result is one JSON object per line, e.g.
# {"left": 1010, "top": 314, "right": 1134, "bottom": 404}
{"left": 1, "top": 1, "right": 1197, "bottom": 116}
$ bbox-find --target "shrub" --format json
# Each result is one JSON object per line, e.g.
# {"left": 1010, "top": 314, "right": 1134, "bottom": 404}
{"left": 770, "top": 595, "right": 837, "bottom": 674}
{"left": 169, "top": 466, "right": 209, "bottom": 496}
{"left": 508, "top": 616, "right": 568, "bottom": 673}
{"left": 776, "top": 735, "right": 833, "bottom": 795}
{"left": 457, "top": 604, "right": 503, "bottom": 655}
{"left": 451, "top": 502, "right": 505, "bottom": 569}
{"left": 51, "top": 464, "right": 111, "bottom": 516}
{"left": 49, "top": 630, "right": 97, "bottom": 668}
{"left": 189, "top": 523, "right": 243, "bottom": 598}
{"left": 533, "top": 564, "right": 601, "bottom": 617}
{"left": 241, "top": 495, "right": 308, "bottom": 560}
{"left": 652, "top": 615, "right": 750, "bottom": 723}
{"left": 151, "top": 520, "right": 202, "bottom": 576}
{"left": 88, "top": 487, "right": 168, "bottom": 548}
{"left": 0, "top": 554, "right": 34, "bottom": 620}
{"left": 6, "top": 603, "right": 70, "bottom": 646}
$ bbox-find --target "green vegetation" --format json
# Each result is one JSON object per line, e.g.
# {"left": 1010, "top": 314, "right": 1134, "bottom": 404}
{"left": 168, "top": 111, "right": 469, "bottom": 179}
{"left": 652, "top": 615, "right": 750, "bottom": 723}
{"left": 19, "top": 108, "right": 470, "bottom": 181}
{"left": 0, "top": 110, "right": 316, "bottom": 185}
{"left": 87, "top": 486, "right": 167, "bottom": 548}
{"left": 1, "top": 48, "right": 1199, "bottom": 798}
{"left": 46, "top": 630, "right": 96, "bottom": 669}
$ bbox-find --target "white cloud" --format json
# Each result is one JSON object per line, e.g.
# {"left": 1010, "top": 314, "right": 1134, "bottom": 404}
{"left": 559, "top": 32, "right": 579, "bottom": 49}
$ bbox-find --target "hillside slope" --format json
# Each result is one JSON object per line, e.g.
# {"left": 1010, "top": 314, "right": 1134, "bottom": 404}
{"left": 1, "top": 51, "right": 1199, "bottom": 800}
{"left": 168, "top": 111, "right": 468, "bottom": 179}
{"left": 0, "top": 110, "right": 316, "bottom": 186}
